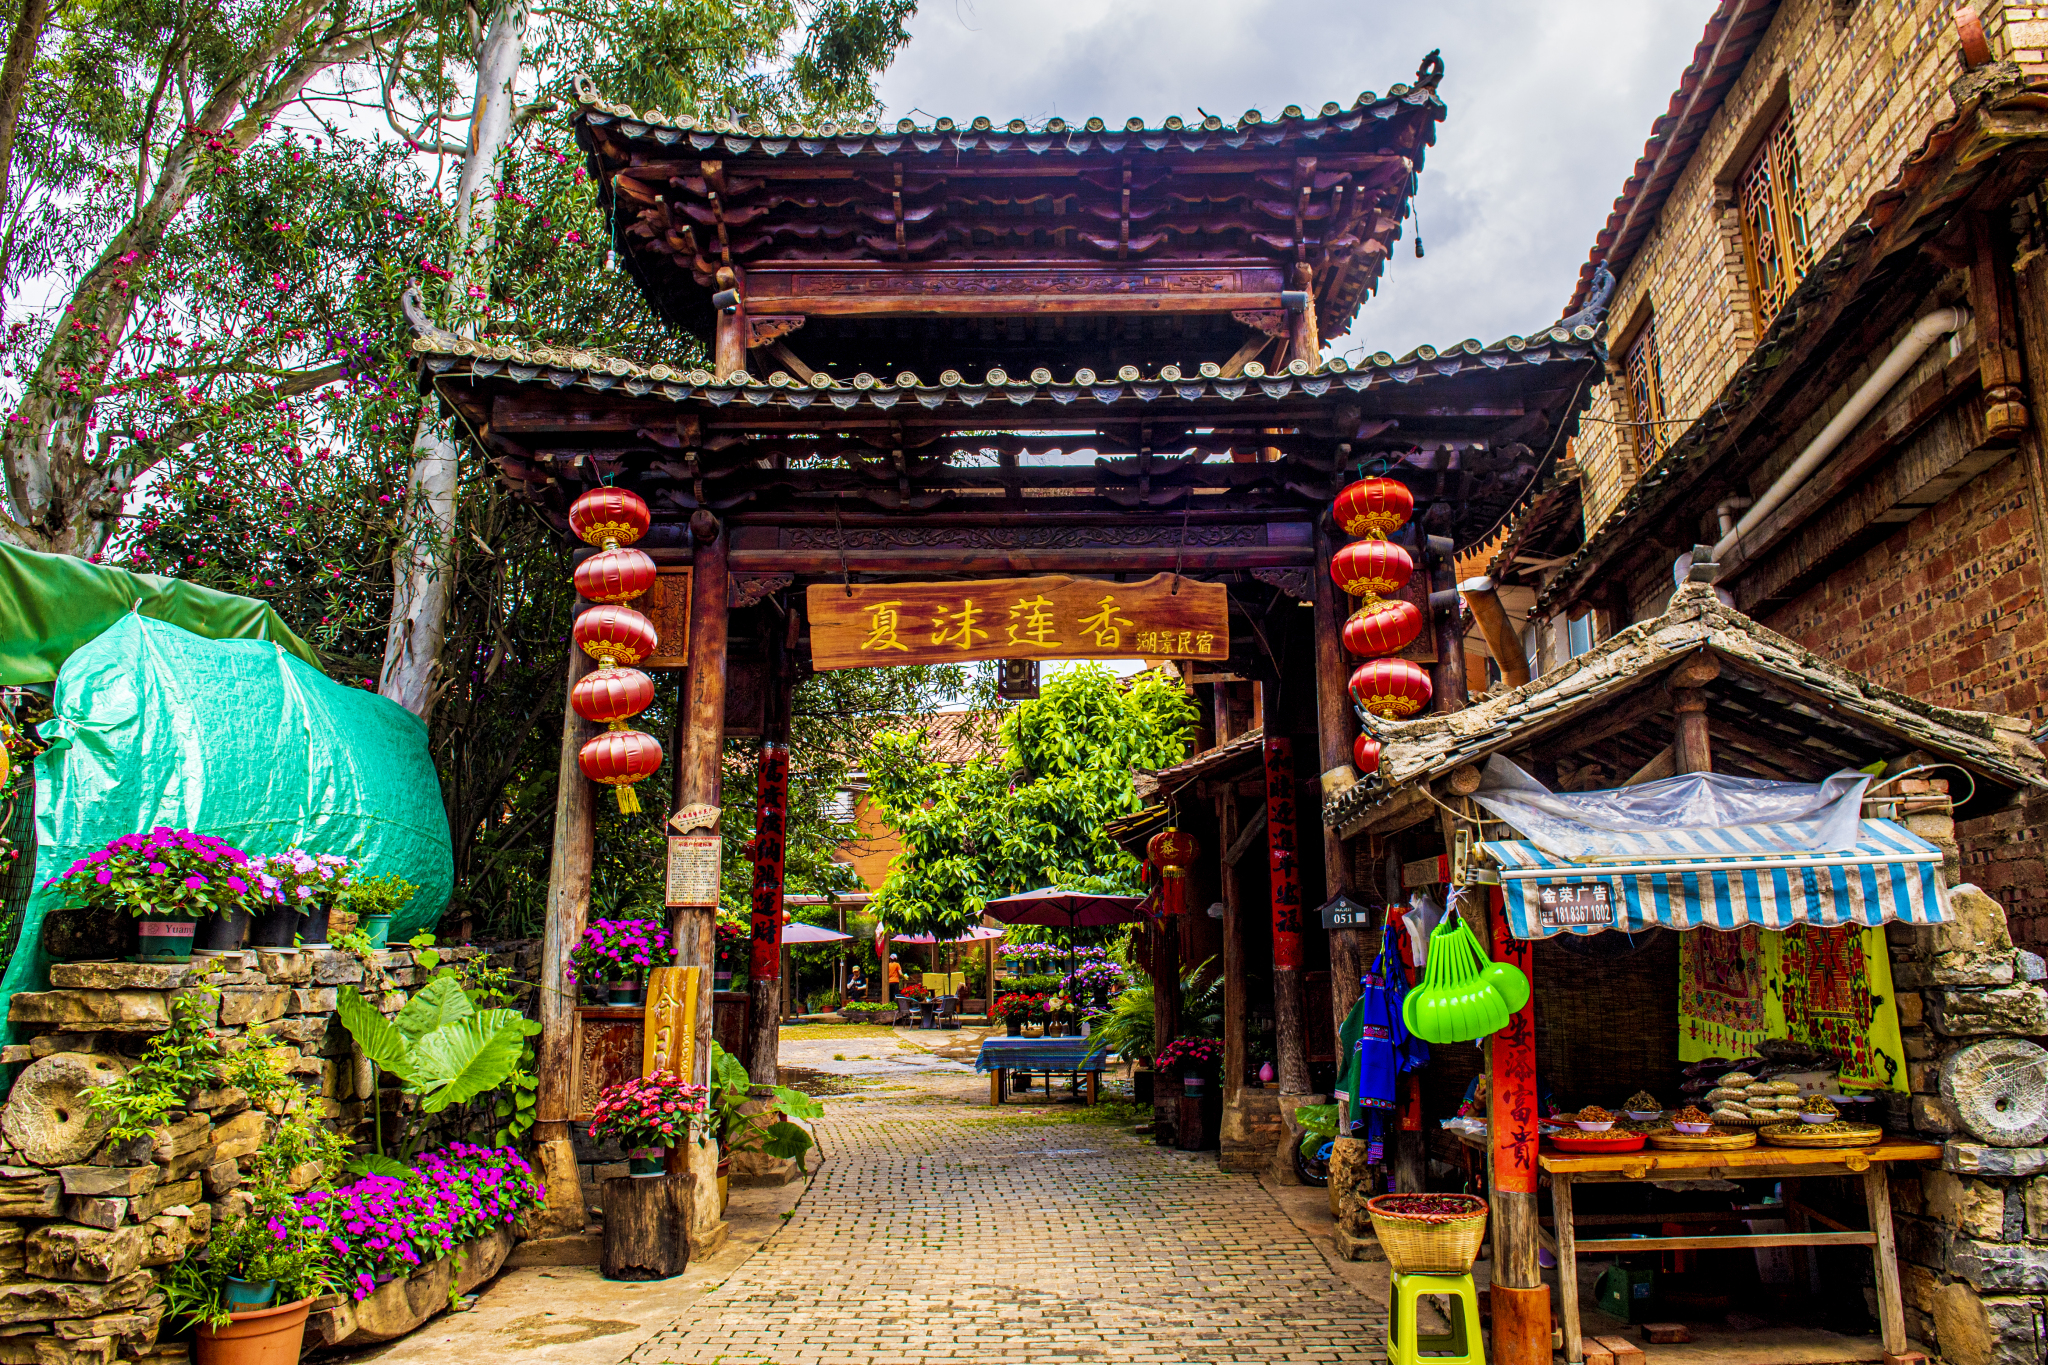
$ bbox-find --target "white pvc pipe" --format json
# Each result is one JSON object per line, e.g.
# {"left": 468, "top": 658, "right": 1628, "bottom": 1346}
{"left": 1710, "top": 306, "right": 1968, "bottom": 566}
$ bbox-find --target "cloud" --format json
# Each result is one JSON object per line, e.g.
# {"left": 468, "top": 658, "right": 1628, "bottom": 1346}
{"left": 876, "top": 0, "right": 1716, "bottom": 359}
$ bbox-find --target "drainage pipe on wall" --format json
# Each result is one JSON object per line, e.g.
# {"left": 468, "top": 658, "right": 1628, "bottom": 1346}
{"left": 1709, "top": 305, "right": 1968, "bottom": 568}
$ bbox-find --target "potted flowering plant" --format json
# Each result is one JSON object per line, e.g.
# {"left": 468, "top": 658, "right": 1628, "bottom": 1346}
{"left": 45, "top": 828, "right": 257, "bottom": 962}
{"left": 568, "top": 916, "right": 672, "bottom": 1006}
{"left": 1155, "top": 1037, "right": 1224, "bottom": 1097}
{"left": 244, "top": 849, "right": 355, "bottom": 950}
{"left": 993, "top": 992, "right": 1042, "bottom": 1037}
{"left": 589, "top": 1072, "right": 709, "bottom": 1174}
{"left": 713, "top": 916, "right": 748, "bottom": 991}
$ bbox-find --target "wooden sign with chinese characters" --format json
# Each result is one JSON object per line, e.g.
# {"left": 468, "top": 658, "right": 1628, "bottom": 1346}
{"left": 639, "top": 568, "right": 692, "bottom": 669}
{"left": 665, "top": 835, "right": 721, "bottom": 906}
{"left": 805, "top": 573, "right": 1228, "bottom": 670}
{"left": 642, "top": 966, "right": 701, "bottom": 1079}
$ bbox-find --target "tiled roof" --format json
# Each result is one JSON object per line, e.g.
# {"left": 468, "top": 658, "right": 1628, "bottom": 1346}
{"left": 568, "top": 66, "right": 1445, "bottom": 161}
{"left": 1562, "top": 0, "right": 1780, "bottom": 315}
{"left": 409, "top": 324, "right": 1600, "bottom": 411}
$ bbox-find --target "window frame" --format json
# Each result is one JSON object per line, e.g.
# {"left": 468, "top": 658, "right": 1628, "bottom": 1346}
{"left": 1621, "top": 315, "right": 1667, "bottom": 466}
{"left": 1735, "top": 107, "right": 1812, "bottom": 335}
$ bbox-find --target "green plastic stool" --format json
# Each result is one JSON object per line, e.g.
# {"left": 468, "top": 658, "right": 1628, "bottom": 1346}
{"left": 1387, "top": 1270, "right": 1485, "bottom": 1365}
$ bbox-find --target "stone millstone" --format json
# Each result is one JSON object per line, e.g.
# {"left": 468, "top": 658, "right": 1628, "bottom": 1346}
{"left": 1941, "top": 1037, "right": 2048, "bottom": 1147}
{"left": 1, "top": 1054, "right": 127, "bottom": 1166}
{"left": 37, "top": 905, "right": 131, "bottom": 963}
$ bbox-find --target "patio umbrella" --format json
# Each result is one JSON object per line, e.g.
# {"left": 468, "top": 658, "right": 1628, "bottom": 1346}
{"left": 783, "top": 921, "right": 853, "bottom": 945}
{"left": 982, "top": 887, "right": 1147, "bottom": 981}
{"left": 888, "top": 925, "right": 1006, "bottom": 944}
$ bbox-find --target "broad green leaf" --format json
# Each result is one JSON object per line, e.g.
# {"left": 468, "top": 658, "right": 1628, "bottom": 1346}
{"left": 346, "top": 1153, "right": 411, "bottom": 1179}
{"left": 408, "top": 1017, "right": 529, "bottom": 1112}
{"left": 771, "top": 1085, "right": 824, "bottom": 1120}
{"left": 760, "top": 1120, "right": 816, "bottom": 1165}
{"left": 394, "top": 976, "right": 473, "bottom": 1041}
{"left": 336, "top": 988, "right": 416, "bottom": 1081}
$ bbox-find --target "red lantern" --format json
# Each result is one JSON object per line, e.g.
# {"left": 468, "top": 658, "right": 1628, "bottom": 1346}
{"left": 1330, "top": 538, "right": 1415, "bottom": 600}
{"left": 1334, "top": 477, "right": 1415, "bottom": 540}
{"left": 574, "top": 546, "right": 656, "bottom": 604}
{"left": 1353, "top": 733, "right": 1381, "bottom": 774}
{"left": 1146, "top": 828, "right": 1199, "bottom": 918}
{"left": 573, "top": 604, "right": 659, "bottom": 666}
{"left": 1343, "top": 598, "right": 1425, "bottom": 658}
{"left": 1349, "top": 657, "right": 1433, "bottom": 719}
{"left": 571, "top": 667, "right": 655, "bottom": 724}
{"left": 568, "top": 487, "right": 651, "bottom": 548}
{"left": 579, "top": 728, "right": 664, "bottom": 813}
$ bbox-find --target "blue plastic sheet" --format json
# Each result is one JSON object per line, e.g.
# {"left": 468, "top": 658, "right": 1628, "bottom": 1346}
{"left": 3, "top": 615, "right": 452, "bottom": 1040}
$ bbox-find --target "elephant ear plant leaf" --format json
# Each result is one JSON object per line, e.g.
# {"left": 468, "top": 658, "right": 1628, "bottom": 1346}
{"left": 336, "top": 987, "right": 539, "bottom": 1153}
{"left": 394, "top": 975, "right": 474, "bottom": 1039}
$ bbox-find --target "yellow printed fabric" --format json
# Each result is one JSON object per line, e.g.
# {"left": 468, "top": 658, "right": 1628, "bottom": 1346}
{"left": 1677, "top": 924, "right": 1905, "bottom": 1092}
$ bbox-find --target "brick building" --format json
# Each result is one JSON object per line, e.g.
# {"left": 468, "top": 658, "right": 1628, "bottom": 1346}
{"left": 1481, "top": 0, "right": 2048, "bottom": 944}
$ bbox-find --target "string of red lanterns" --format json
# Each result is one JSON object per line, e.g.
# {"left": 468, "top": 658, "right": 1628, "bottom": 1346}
{"left": 568, "top": 488, "right": 664, "bottom": 813}
{"left": 1329, "top": 475, "right": 1431, "bottom": 775}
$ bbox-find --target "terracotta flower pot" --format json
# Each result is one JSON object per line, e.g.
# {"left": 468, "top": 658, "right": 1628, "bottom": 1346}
{"left": 196, "top": 1296, "right": 312, "bottom": 1365}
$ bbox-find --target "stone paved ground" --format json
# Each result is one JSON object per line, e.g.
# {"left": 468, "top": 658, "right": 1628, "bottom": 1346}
{"left": 631, "top": 1027, "right": 1390, "bottom": 1365}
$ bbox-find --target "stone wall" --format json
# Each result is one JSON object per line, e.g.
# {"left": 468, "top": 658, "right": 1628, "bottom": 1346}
{"left": 0, "top": 944, "right": 483, "bottom": 1364}
{"left": 1574, "top": 0, "right": 2048, "bottom": 539}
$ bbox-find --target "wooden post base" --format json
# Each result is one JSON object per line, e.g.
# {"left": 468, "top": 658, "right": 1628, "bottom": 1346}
{"left": 600, "top": 1174, "right": 696, "bottom": 1281}
{"left": 1488, "top": 1282, "right": 1552, "bottom": 1365}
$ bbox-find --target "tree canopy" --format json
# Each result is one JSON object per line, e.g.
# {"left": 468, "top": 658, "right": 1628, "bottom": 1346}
{"left": 864, "top": 665, "right": 1197, "bottom": 940}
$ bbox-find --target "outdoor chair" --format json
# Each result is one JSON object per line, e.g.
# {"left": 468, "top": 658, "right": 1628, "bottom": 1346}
{"left": 936, "top": 995, "right": 959, "bottom": 1028}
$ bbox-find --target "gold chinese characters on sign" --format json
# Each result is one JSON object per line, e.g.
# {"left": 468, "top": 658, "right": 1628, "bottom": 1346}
{"left": 643, "top": 966, "right": 701, "bottom": 1081}
{"left": 806, "top": 574, "right": 1229, "bottom": 671}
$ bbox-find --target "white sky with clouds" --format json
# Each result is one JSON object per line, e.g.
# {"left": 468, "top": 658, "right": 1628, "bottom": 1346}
{"left": 874, "top": 0, "right": 1718, "bottom": 362}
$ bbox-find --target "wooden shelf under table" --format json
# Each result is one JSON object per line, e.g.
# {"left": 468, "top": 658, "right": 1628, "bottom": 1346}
{"left": 1539, "top": 1139, "right": 1941, "bottom": 1181}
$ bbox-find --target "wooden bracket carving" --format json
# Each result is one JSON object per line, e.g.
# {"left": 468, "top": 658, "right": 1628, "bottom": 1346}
{"left": 729, "top": 573, "right": 795, "bottom": 609}
{"left": 1233, "top": 309, "right": 1290, "bottom": 338}
{"left": 747, "top": 314, "right": 806, "bottom": 348}
{"left": 1253, "top": 567, "right": 1313, "bottom": 602}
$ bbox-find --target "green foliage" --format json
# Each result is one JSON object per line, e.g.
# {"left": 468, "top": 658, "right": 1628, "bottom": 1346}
{"left": 340, "top": 875, "right": 418, "bottom": 923}
{"left": 1296, "top": 1103, "right": 1341, "bottom": 1159}
{"left": 336, "top": 976, "right": 540, "bottom": 1147}
{"left": 707, "top": 1042, "right": 825, "bottom": 1170}
{"left": 163, "top": 1213, "right": 331, "bottom": 1332}
{"left": 866, "top": 666, "right": 1197, "bottom": 939}
{"left": 88, "top": 973, "right": 305, "bottom": 1142}
{"left": 1089, "top": 957, "right": 1226, "bottom": 1066}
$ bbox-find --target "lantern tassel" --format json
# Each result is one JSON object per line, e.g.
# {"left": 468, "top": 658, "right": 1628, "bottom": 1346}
{"left": 615, "top": 784, "right": 641, "bottom": 814}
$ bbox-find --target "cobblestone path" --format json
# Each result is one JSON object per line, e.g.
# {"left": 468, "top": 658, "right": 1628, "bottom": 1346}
{"left": 634, "top": 1057, "right": 1388, "bottom": 1365}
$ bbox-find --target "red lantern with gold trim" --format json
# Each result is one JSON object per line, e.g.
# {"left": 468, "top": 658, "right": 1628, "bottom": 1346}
{"left": 1330, "top": 538, "right": 1415, "bottom": 600}
{"left": 571, "top": 667, "right": 655, "bottom": 725}
{"left": 574, "top": 545, "right": 656, "bottom": 604}
{"left": 572, "top": 604, "right": 659, "bottom": 667}
{"left": 568, "top": 487, "right": 651, "bottom": 548}
{"left": 1343, "top": 597, "right": 1425, "bottom": 658}
{"left": 1349, "top": 657, "right": 1433, "bottom": 719}
{"left": 580, "top": 728, "right": 664, "bottom": 813}
{"left": 1353, "top": 733, "right": 1381, "bottom": 774}
{"left": 1333, "top": 477, "right": 1415, "bottom": 540}
{"left": 1146, "top": 828, "right": 1200, "bottom": 918}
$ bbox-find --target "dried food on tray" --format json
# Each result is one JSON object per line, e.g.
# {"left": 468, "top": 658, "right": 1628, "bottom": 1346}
{"left": 1705, "top": 1087, "right": 1746, "bottom": 1104}
{"left": 1800, "top": 1096, "right": 1840, "bottom": 1119}
{"left": 1648, "top": 1127, "right": 1758, "bottom": 1150}
{"left": 1759, "top": 1120, "right": 1884, "bottom": 1148}
{"left": 1710, "top": 1108, "right": 1759, "bottom": 1126}
{"left": 1717, "top": 1071, "right": 1757, "bottom": 1086}
{"left": 1624, "top": 1090, "right": 1660, "bottom": 1113}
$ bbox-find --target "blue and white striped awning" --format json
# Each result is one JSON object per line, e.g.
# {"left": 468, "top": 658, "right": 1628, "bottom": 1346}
{"left": 1482, "top": 819, "right": 1951, "bottom": 939}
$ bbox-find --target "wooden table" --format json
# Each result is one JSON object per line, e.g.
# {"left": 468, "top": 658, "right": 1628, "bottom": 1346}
{"left": 975, "top": 1037, "right": 1106, "bottom": 1106}
{"left": 1540, "top": 1140, "right": 1940, "bottom": 1365}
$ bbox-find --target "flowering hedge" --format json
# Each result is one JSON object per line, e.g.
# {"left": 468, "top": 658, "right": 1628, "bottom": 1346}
{"left": 286, "top": 1143, "right": 544, "bottom": 1301}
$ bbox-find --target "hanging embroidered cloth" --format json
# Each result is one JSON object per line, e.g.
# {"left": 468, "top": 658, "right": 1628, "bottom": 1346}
{"left": 1678, "top": 923, "right": 1905, "bottom": 1092}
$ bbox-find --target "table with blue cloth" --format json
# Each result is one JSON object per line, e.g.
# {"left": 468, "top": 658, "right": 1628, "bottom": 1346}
{"left": 974, "top": 1036, "right": 1108, "bottom": 1105}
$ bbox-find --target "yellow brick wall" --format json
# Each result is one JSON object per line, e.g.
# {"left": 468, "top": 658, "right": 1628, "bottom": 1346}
{"left": 1575, "top": 0, "right": 2042, "bottom": 540}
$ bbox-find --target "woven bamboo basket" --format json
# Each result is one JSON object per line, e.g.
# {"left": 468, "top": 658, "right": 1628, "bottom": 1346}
{"left": 1364, "top": 1193, "right": 1489, "bottom": 1274}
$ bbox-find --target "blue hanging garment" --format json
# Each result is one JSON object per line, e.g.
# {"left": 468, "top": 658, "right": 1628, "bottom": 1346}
{"left": 1334, "top": 921, "right": 1430, "bottom": 1161}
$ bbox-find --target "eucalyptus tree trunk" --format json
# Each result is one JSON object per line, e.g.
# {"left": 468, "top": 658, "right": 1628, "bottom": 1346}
{"left": 379, "top": 0, "right": 529, "bottom": 719}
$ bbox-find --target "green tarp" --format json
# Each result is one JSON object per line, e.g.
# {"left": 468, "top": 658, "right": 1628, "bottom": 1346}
{"left": 4, "top": 615, "right": 451, "bottom": 1042}
{"left": 0, "top": 542, "right": 319, "bottom": 684}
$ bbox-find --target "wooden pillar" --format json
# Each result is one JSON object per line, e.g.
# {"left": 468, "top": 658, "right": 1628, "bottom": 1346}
{"left": 1312, "top": 517, "right": 1366, "bottom": 1066}
{"left": 1971, "top": 210, "right": 2031, "bottom": 443}
{"left": 1261, "top": 729, "right": 1312, "bottom": 1094}
{"left": 713, "top": 265, "right": 748, "bottom": 379}
{"left": 673, "top": 511, "right": 728, "bottom": 1242}
{"left": 2001, "top": 220, "right": 2048, "bottom": 622}
{"left": 1484, "top": 883, "right": 1545, "bottom": 1365}
{"left": 1670, "top": 651, "right": 1719, "bottom": 775}
{"left": 1428, "top": 535, "right": 1468, "bottom": 713}
{"left": 532, "top": 615, "right": 596, "bottom": 1238}
{"left": 744, "top": 623, "right": 791, "bottom": 1086}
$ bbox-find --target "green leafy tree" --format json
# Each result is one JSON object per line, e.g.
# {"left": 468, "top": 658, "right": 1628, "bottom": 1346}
{"left": 865, "top": 665, "right": 1197, "bottom": 940}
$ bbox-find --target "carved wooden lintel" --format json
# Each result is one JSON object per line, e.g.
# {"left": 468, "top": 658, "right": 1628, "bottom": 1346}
{"left": 1253, "top": 567, "right": 1313, "bottom": 602}
{"left": 1233, "top": 309, "right": 1290, "bottom": 338}
{"left": 747, "top": 314, "right": 806, "bottom": 348}
{"left": 729, "top": 573, "right": 794, "bottom": 609}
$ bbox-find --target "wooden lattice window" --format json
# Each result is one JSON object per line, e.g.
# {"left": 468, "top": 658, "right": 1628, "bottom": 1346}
{"left": 1623, "top": 318, "right": 1666, "bottom": 463}
{"left": 1737, "top": 110, "right": 1812, "bottom": 333}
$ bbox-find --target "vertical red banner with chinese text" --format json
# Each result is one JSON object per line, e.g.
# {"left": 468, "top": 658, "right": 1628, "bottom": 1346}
{"left": 748, "top": 741, "right": 789, "bottom": 982}
{"left": 1488, "top": 885, "right": 1538, "bottom": 1195}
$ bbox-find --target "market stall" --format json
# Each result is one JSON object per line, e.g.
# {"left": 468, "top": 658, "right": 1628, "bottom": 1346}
{"left": 1322, "top": 580, "right": 2048, "bottom": 1365}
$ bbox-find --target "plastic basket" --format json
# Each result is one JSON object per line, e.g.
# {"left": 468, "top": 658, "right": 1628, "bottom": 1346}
{"left": 1365, "top": 1193, "right": 1490, "bottom": 1274}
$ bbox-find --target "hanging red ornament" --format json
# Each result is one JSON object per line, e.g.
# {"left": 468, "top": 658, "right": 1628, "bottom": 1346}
{"left": 1349, "top": 657, "right": 1433, "bottom": 719}
{"left": 571, "top": 667, "right": 656, "bottom": 724}
{"left": 572, "top": 604, "right": 659, "bottom": 667}
{"left": 579, "top": 728, "right": 664, "bottom": 813}
{"left": 1343, "top": 597, "right": 1425, "bottom": 658}
{"left": 568, "top": 487, "right": 651, "bottom": 548}
{"left": 1353, "top": 733, "right": 1382, "bottom": 774}
{"left": 1146, "top": 829, "right": 1200, "bottom": 917}
{"left": 1333, "top": 477, "right": 1415, "bottom": 540}
{"left": 574, "top": 545, "right": 657, "bottom": 604}
{"left": 1330, "top": 538, "right": 1415, "bottom": 600}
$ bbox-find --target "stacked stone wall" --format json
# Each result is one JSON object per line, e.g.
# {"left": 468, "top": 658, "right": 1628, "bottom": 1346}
{"left": 0, "top": 942, "right": 525, "bottom": 1364}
